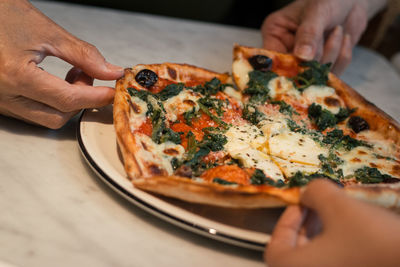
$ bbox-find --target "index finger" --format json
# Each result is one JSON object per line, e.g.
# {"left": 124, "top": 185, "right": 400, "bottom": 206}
{"left": 265, "top": 205, "right": 306, "bottom": 263}
{"left": 18, "top": 65, "right": 115, "bottom": 112}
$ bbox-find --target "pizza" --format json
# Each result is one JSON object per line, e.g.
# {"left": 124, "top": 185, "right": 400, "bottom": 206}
{"left": 113, "top": 44, "right": 400, "bottom": 209}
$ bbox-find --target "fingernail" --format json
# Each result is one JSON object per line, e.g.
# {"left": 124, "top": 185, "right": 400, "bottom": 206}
{"left": 295, "top": 45, "right": 313, "bottom": 61}
{"left": 106, "top": 62, "right": 124, "bottom": 73}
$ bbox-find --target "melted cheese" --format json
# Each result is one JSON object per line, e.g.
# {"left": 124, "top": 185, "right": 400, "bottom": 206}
{"left": 272, "top": 156, "right": 319, "bottom": 178}
{"left": 269, "top": 131, "right": 328, "bottom": 165}
{"left": 268, "top": 76, "right": 301, "bottom": 100}
{"left": 338, "top": 146, "right": 398, "bottom": 177}
{"left": 129, "top": 96, "right": 148, "bottom": 132}
{"left": 302, "top": 85, "right": 342, "bottom": 114}
{"left": 135, "top": 134, "right": 184, "bottom": 176}
{"left": 163, "top": 90, "right": 201, "bottom": 121}
{"left": 232, "top": 59, "right": 252, "bottom": 90}
{"left": 259, "top": 116, "right": 288, "bottom": 140}
{"left": 224, "top": 123, "right": 284, "bottom": 181}
{"left": 224, "top": 86, "right": 242, "bottom": 102}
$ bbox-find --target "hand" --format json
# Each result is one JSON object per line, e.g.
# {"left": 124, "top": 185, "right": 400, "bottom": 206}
{"left": 261, "top": 0, "right": 386, "bottom": 75}
{"left": 265, "top": 179, "right": 400, "bottom": 267}
{"left": 0, "top": 0, "right": 124, "bottom": 129}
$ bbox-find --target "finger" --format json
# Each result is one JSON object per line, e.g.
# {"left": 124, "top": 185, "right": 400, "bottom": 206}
{"left": 18, "top": 65, "right": 115, "bottom": 112}
{"left": 293, "top": 4, "right": 331, "bottom": 61}
{"left": 0, "top": 95, "right": 76, "bottom": 129}
{"left": 331, "top": 34, "right": 352, "bottom": 75}
{"left": 301, "top": 179, "right": 345, "bottom": 225}
{"left": 321, "top": 25, "right": 344, "bottom": 65}
{"left": 49, "top": 37, "right": 123, "bottom": 80}
{"left": 297, "top": 209, "right": 322, "bottom": 247}
{"left": 261, "top": 13, "right": 297, "bottom": 53}
{"left": 343, "top": 3, "right": 368, "bottom": 46}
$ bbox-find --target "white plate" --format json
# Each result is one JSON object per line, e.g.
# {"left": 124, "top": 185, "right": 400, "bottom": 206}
{"left": 77, "top": 106, "right": 283, "bottom": 251}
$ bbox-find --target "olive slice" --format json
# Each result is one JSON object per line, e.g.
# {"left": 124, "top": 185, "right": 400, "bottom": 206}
{"left": 248, "top": 55, "right": 273, "bottom": 71}
{"left": 135, "top": 69, "right": 158, "bottom": 88}
{"left": 348, "top": 116, "right": 369, "bottom": 133}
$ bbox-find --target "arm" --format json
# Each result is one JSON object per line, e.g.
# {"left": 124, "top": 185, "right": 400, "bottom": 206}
{"left": 261, "top": 0, "right": 388, "bottom": 75}
{"left": 265, "top": 179, "right": 400, "bottom": 267}
{"left": 0, "top": 0, "right": 123, "bottom": 129}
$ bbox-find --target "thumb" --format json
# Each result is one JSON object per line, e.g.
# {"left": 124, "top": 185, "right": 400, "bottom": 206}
{"left": 293, "top": 5, "right": 330, "bottom": 61}
{"left": 301, "top": 179, "right": 345, "bottom": 225}
{"left": 52, "top": 37, "right": 124, "bottom": 80}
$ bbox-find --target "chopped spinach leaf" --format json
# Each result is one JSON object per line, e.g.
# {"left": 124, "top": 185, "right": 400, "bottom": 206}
{"left": 198, "top": 97, "right": 225, "bottom": 116}
{"left": 192, "top": 77, "right": 228, "bottom": 96}
{"left": 318, "top": 153, "right": 344, "bottom": 179}
{"left": 242, "top": 104, "right": 266, "bottom": 125}
{"left": 244, "top": 70, "right": 277, "bottom": 103}
{"left": 250, "top": 169, "right": 285, "bottom": 187}
{"left": 308, "top": 103, "right": 337, "bottom": 131}
{"left": 354, "top": 167, "right": 393, "bottom": 184}
{"left": 288, "top": 172, "right": 327, "bottom": 187}
{"left": 183, "top": 107, "right": 198, "bottom": 126}
{"left": 212, "top": 178, "right": 237, "bottom": 185}
{"left": 322, "top": 129, "right": 372, "bottom": 151}
{"left": 156, "top": 83, "right": 184, "bottom": 101}
{"left": 293, "top": 61, "right": 331, "bottom": 91}
{"left": 198, "top": 101, "right": 229, "bottom": 129}
{"left": 270, "top": 100, "right": 298, "bottom": 116}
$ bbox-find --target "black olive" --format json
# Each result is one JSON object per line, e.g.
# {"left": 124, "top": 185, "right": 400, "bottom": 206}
{"left": 135, "top": 69, "right": 158, "bottom": 88}
{"left": 348, "top": 116, "right": 369, "bottom": 133}
{"left": 248, "top": 55, "right": 273, "bottom": 71}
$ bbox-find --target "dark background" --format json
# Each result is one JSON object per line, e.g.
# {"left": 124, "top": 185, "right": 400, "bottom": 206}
{"left": 41, "top": 0, "right": 292, "bottom": 29}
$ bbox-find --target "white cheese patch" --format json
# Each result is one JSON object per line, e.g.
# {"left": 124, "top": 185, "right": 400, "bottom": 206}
{"left": 272, "top": 156, "right": 319, "bottom": 178}
{"left": 224, "top": 123, "right": 284, "bottom": 181}
{"left": 135, "top": 133, "right": 184, "bottom": 176}
{"left": 302, "top": 85, "right": 342, "bottom": 114}
{"left": 129, "top": 96, "right": 148, "bottom": 132}
{"left": 259, "top": 116, "right": 289, "bottom": 140}
{"left": 337, "top": 146, "right": 396, "bottom": 177}
{"left": 225, "top": 124, "right": 266, "bottom": 149}
{"left": 232, "top": 59, "right": 253, "bottom": 90}
{"left": 224, "top": 86, "right": 242, "bottom": 102}
{"left": 268, "top": 76, "right": 301, "bottom": 100}
{"left": 163, "top": 90, "right": 201, "bottom": 121}
{"left": 269, "top": 131, "right": 328, "bottom": 165}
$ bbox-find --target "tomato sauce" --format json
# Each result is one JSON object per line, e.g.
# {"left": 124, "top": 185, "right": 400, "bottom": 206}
{"left": 271, "top": 55, "right": 300, "bottom": 78}
{"left": 201, "top": 165, "right": 252, "bottom": 185}
{"left": 136, "top": 118, "right": 153, "bottom": 137}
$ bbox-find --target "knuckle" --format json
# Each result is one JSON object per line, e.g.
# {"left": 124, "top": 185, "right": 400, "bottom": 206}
{"left": 45, "top": 114, "right": 70, "bottom": 130}
{"left": 77, "top": 41, "right": 101, "bottom": 59}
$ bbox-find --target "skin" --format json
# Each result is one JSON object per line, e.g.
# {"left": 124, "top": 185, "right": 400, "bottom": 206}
{"left": 0, "top": 0, "right": 124, "bottom": 129}
{"left": 265, "top": 179, "right": 400, "bottom": 267}
{"left": 261, "top": 0, "right": 387, "bottom": 75}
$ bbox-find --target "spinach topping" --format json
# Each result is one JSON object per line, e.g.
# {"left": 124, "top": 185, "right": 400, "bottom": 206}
{"left": 156, "top": 83, "right": 184, "bottom": 101}
{"left": 250, "top": 169, "right": 285, "bottom": 187}
{"left": 293, "top": 61, "right": 331, "bottom": 92}
{"left": 244, "top": 70, "right": 278, "bottom": 103}
{"left": 318, "top": 153, "right": 344, "bottom": 179}
{"left": 242, "top": 104, "right": 266, "bottom": 125}
{"left": 179, "top": 131, "right": 227, "bottom": 176}
{"left": 354, "top": 167, "right": 393, "bottom": 184}
{"left": 322, "top": 129, "right": 372, "bottom": 151}
{"left": 288, "top": 172, "right": 327, "bottom": 187}
{"left": 308, "top": 103, "right": 355, "bottom": 131}
{"left": 192, "top": 77, "right": 228, "bottom": 96}
{"left": 198, "top": 99, "right": 229, "bottom": 129}
{"left": 270, "top": 100, "right": 298, "bottom": 116}
{"left": 213, "top": 178, "right": 237, "bottom": 185}
{"left": 183, "top": 107, "right": 198, "bottom": 126}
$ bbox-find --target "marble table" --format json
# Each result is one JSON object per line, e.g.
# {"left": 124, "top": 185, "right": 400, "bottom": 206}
{"left": 1, "top": 1, "right": 399, "bottom": 267}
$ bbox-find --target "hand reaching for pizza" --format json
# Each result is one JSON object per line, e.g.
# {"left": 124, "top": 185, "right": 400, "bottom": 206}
{"left": 261, "top": 0, "right": 386, "bottom": 75}
{"left": 0, "top": 0, "right": 123, "bottom": 129}
{"left": 265, "top": 179, "right": 400, "bottom": 267}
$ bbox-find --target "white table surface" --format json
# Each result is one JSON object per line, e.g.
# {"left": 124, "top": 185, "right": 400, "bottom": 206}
{"left": 1, "top": 1, "right": 399, "bottom": 267}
